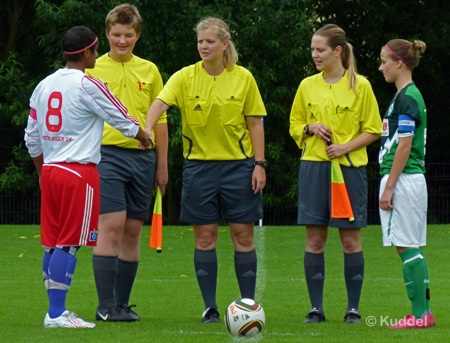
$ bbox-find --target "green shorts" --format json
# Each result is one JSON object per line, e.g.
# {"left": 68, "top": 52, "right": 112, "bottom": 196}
{"left": 297, "top": 161, "right": 367, "bottom": 228}
{"left": 97, "top": 145, "right": 156, "bottom": 221}
{"left": 180, "top": 158, "right": 263, "bottom": 225}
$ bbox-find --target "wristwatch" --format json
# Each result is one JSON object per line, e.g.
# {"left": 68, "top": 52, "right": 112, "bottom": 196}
{"left": 255, "top": 159, "right": 267, "bottom": 168}
{"left": 304, "top": 124, "right": 313, "bottom": 135}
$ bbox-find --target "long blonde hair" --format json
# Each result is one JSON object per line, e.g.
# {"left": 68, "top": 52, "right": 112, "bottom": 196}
{"left": 195, "top": 17, "right": 238, "bottom": 70}
{"left": 315, "top": 24, "right": 358, "bottom": 96}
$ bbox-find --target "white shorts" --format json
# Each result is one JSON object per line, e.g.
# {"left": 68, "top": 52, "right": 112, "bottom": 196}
{"left": 379, "top": 173, "right": 427, "bottom": 247}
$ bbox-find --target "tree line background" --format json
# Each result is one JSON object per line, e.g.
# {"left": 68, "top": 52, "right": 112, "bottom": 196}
{"left": 1, "top": 0, "right": 449, "bottom": 224}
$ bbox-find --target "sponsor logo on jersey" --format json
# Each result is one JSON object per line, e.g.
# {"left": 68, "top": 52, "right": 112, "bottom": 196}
{"left": 193, "top": 104, "right": 203, "bottom": 111}
{"left": 310, "top": 113, "right": 316, "bottom": 120}
{"left": 382, "top": 119, "right": 389, "bottom": 136}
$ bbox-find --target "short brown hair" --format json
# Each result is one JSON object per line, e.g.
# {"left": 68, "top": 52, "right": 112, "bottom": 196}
{"left": 106, "top": 4, "right": 142, "bottom": 35}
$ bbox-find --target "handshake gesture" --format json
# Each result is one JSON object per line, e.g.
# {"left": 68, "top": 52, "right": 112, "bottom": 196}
{"left": 136, "top": 127, "right": 153, "bottom": 150}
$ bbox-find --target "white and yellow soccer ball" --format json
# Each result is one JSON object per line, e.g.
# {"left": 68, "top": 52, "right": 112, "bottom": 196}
{"left": 225, "top": 298, "right": 265, "bottom": 337}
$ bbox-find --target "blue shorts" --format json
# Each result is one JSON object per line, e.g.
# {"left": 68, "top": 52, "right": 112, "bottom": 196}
{"left": 180, "top": 158, "right": 263, "bottom": 225}
{"left": 97, "top": 146, "right": 156, "bottom": 221}
{"left": 297, "top": 161, "right": 367, "bottom": 228}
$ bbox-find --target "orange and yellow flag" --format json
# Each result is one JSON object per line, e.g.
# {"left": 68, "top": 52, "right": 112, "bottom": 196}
{"left": 331, "top": 158, "right": 354, "bottom": 221}
{"left": 149, "top": 187, "right": 163, "bottom": 252}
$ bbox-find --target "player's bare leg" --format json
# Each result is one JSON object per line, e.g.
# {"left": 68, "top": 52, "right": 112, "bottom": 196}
{"left": 94, "top": 211, "right": 127, "bottom": 256}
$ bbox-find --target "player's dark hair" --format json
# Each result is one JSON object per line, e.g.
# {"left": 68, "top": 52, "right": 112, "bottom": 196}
{"left": 314, "top": 24, "right": 359, "bottom": 96}
{"left": 62, "top": 26, "right": 98, "bottom": 62}
{"left": 384, "top": 39, "right": 426, "bottom": 71}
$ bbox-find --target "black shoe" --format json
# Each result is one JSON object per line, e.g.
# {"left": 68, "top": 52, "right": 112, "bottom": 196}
{"left": 302, "top": 307, "right": 326, "bottom": 324}
{"left": 96, "top": 306, "right": 131, "bottom": 322}
{"left": 118, "top": 304, "right": 141, "bottom": 322}
{"left": 344, "top": 308, "right": 361, "bottom": 324}
{"left": 202, "top": 308, "right": 220, "bottom": 323}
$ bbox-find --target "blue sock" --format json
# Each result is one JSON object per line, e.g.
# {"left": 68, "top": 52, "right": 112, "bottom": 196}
{"left": 48, "top": 249, "right": 77, "bottom": 318}
{"left": 42, "top": 250, "right": 53, "bottom": 302}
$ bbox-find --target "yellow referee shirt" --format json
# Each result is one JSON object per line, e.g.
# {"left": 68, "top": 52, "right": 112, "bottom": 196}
{"left": 290, "top": 72, "right": 381, "bottom": 167}
{"left": 158, "top": 61, "right": 267, "bottom": 160}
{"left": 86, "top": 53, "right": 167, "bottom": 149}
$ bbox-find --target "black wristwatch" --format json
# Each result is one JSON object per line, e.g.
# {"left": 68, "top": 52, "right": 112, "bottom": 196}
{"left": 255, "top": 159, "right": 267, "bottom": 168}
{"left": 304, "top": 124, "right": 313, "bottom": 135}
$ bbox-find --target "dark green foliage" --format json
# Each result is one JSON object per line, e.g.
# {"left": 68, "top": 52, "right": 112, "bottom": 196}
{"left": 1, "top": 0, "right": 449, "bottom": 223}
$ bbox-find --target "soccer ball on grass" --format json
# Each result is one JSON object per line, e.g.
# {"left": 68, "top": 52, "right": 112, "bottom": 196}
{"left": 225, "top": 298, "right": 265, "bottom": 337}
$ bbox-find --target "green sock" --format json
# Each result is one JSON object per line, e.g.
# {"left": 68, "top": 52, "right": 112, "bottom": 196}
{"left": 420, "top": 249, "right": 431, "bottom": 312}
{"left": 400, "top": 249, "right": 427, "bottom": 319}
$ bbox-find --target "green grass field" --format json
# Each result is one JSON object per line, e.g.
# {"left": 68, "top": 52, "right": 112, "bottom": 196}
{"left": 0, "top": 224, "right": 449, "bottom": 342}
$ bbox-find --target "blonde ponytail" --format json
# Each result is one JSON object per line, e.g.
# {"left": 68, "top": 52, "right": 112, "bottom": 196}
{"left": 315, "top": 24, "right": 359, "bottom": 96}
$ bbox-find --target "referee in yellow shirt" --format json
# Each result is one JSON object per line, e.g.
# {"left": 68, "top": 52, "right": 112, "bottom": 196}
{"left": 142, "top": 17, "right": 267, "bottom": 323}
{"left": 289, "top": 24, "right": 381, "bottom": 324}
{"left": 85, "top": 4, "right": 168, "bottom": 322}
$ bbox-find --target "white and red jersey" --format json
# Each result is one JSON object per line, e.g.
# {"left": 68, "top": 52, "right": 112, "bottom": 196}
{"left": 24, "top": 68, "right": 140, "bottom": 164}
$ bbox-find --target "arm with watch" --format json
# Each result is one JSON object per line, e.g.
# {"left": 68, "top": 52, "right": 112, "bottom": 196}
{"left": 246, "top": 116, "right": 266, "bottom": 194}
{"left": 304, "top": 123, "right": 333, "bottom": 146}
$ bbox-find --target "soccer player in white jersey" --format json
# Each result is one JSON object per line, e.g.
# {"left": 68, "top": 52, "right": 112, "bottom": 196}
{"left": 378, "top": 39, "right": 433, "bottom": 329}
{"left": 24, "top": 26, "right": 151, "bottom": 328}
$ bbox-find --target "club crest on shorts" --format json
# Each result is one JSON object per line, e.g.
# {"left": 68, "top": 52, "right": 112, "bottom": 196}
{"left": 89, "top": 229, "right": 98, "bottom": 242}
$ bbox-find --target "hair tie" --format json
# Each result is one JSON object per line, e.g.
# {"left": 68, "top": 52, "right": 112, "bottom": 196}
{"left": 65, "top": 37, "right": 98, "bottom": 55}
{"left": 385, "top": 44, "right": 411, "bottom": 67}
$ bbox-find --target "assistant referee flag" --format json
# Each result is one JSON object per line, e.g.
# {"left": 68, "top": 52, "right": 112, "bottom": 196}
{"left": 150, "top": 187, "right": 163, "bottom": 252}
{"left": 331, "top": 158, "right": 354, "bottom": 222}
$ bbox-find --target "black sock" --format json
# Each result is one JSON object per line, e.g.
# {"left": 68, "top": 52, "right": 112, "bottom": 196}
{"left": 344, "top": 251, "right": 364, "bottom": 311}
{"left": 194, "top": 249, "right": 218, "bottom": 310}
{"left": 304, "top": 252, "right": 325, "bottom": 310}
{"left": 92, "top": 254, "right": 118, "bottom": 311}
{"left": 115, "top": 259, "right": 139, "bottom": 307}
{"left": 234, "top": 250, "right": 257, "bottom": 300}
